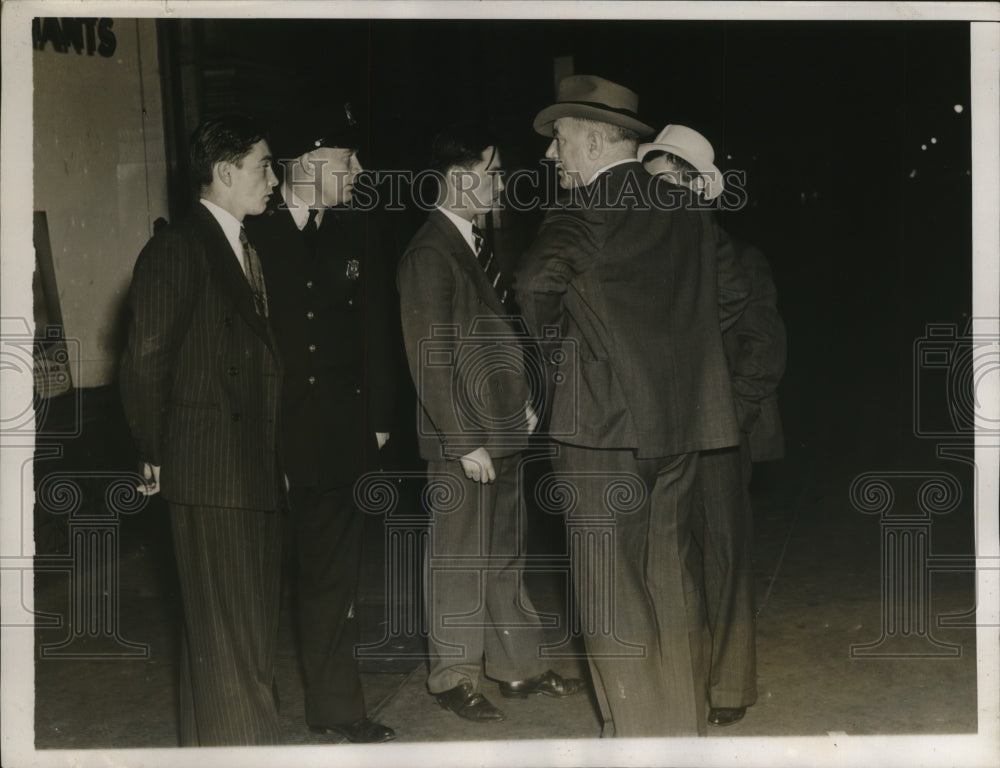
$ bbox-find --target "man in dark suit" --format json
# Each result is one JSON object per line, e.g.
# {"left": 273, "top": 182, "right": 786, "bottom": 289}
{"left": 516, "top": 76, "right": 751, "bottom": 737}
{"left": 244, "top": 104, "right": 395, "bottom": 743}
{"left": 397, "top": 124, "right": 584, "bottom": 723}
{"left": 119, "top": 114, "right": 283, "bottom": 745}
{"left": 640, "top": 125, "right": 787, "bottom": 727}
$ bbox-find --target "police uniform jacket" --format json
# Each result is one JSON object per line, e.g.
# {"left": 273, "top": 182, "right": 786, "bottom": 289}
{"left": 247, "top": 203, "right": 395, "bottom": 490}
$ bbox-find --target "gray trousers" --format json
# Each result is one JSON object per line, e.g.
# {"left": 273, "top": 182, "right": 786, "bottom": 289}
{"left": 552, "top": 444, "right": 709, "bottom": 737}
{"left": 171, "top": 504, "right": 283, "bottom": 746}
{"left": 424, "top": 453, "right": 548, "bottom": 694}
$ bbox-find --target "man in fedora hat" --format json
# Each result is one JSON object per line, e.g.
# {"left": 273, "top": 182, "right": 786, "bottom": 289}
{"left": 516, "top": 76, "right": 751, "bottom": 737}
{"left": 244, "top": 102, "right": 396, "bottom": 743}
{"left": 639, "top": 125, "right": 787, "bottom": 728}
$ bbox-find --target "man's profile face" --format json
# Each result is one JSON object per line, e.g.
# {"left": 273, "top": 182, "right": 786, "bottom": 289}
{"left": 229, "top": 139, "right": 278, "bottom": 218}
{"left": 546, "top": 117, "right": 589, "bottom": 189}
{"left": 644, "top": 152, "right": 705, "bottom": 196}
{"left": 643, "top": 152, "right": 678, "bottom": 178}
{"left": 451, "top": 145, "right": 504, "bottom": 217}
{"left": 306, "top": 147, "right": 363, "bottom": 207}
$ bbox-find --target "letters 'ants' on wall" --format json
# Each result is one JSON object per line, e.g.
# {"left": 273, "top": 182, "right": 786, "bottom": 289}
{"left": 32, "top": 18, "right": 118, "bottom": 57}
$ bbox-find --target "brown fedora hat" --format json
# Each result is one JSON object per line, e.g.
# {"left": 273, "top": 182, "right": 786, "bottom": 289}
{"left": 533, "top": 75, "right": 655, "bottom": 138}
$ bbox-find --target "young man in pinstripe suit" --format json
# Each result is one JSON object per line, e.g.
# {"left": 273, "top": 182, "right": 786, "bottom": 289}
{"left": 120, "top": 114, "right": 285, "bottom": 746}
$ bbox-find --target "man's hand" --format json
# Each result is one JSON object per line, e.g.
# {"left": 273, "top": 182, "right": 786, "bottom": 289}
{"left": 460, "top": 446, "right": 496, "bottom": 484}
{"left": 525, "top": 402, "right": 539, "bottom": 434}
{"left": 137, "top": 462, "right": 161, "bottom": 496}
{"left": 376, "top": 432, "right": 390, "bottom": 450}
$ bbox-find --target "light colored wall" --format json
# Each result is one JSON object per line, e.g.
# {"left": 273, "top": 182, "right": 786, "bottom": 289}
{"left": 33, "top": 18, "right": 168, "bottom": 388}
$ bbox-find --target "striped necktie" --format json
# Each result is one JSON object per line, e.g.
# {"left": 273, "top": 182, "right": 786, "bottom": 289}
{"left": 239, "top": 226, "right": 269, "bottom": 317}
{"left": 472, "top": 224, "right": 508, "bottom": 304}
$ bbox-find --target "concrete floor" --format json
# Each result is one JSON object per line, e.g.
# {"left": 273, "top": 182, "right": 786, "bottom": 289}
{"left": 28, "top": 428, "right": 982, "bottom": 756}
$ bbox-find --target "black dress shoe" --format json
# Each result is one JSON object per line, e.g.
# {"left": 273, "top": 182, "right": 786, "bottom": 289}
{"left": 498, "top": 669, "right": 586, "bottom": 699}
{"left": 309, "top": 717, "right": 396, "bottom": 742}
{"left": 708, "top": 706, "right": 747, "bottom": 726}
{"left": 435, "top": 681, "right": 505, "bottom": 722}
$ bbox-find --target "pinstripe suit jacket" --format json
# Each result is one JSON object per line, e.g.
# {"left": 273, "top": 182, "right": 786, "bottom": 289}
{"left": 119, "top": 203, "right": 283, "bottom": 511}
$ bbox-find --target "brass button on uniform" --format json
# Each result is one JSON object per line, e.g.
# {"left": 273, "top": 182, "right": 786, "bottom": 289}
{"left": 306, "top": 311, "right": 315, "bottom": 319}
{"left": 306, "top": 280, "right": 314, "bottom": 289}
{"left": 308, "top": 376, "right": 316, "bottom": 385}
{"left": 308, "top": 344, "right": 316, "bottom": 352}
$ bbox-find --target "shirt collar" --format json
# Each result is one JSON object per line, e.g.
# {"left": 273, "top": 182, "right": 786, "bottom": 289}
{"left": 436, "top": 205, "right": 476, "bottom": 253}
{"left": 200, "top": 197, "right": 243, "bottom": 240}
{"left": 199, "top": 198, "right": 246, "bottom": 274}
{"left": 282, "top": 184, "right": 325, "bottom": 230}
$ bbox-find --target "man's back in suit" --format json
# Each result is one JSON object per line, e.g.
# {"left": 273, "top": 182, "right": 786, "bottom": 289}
{"left": 520, "top": 162, "right": 746, "bottom": 456}
{"left": 518, "top": 89, "right": 751, "bottom": 736}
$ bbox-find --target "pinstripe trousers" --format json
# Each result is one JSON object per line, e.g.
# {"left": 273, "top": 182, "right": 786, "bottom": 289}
{"left": 171, "top": 504, "right": 283, "bottom": 746}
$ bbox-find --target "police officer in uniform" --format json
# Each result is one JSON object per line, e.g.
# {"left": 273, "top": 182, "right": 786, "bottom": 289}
{"left": 246, "top": 103, "right": 396, "bottom": 743}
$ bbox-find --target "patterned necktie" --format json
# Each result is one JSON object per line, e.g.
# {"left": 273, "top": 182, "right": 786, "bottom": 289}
{"left": 472, "top": 224, "right": 508, "bottom": 304}
{"left": 239, "top": 226, "right": 269, "bottom": 317}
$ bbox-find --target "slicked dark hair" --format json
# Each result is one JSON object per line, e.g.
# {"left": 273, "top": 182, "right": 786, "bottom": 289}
{"left": 428, "top": 122, "right": 499, "bottom": 176}
{"left": 189, "top": 114, "right": 269, "bottom": 190}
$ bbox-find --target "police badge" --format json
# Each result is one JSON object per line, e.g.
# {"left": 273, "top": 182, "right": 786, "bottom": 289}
{"left": 346, "top": 259, "right": 360, "bottom": 280}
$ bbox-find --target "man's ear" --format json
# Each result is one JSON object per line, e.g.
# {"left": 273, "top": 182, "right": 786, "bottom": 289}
{"left": 214, "top": 161, "right": 233, "bottom": 188}
{"left": 298, "top": 151, "right": 317, "bottom": 177}
{"left": 586, "top": 129, "right": 604, "bottom": 160}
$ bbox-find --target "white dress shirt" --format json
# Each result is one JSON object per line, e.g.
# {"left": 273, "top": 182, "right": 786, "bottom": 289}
{"left": 282, "top": 184, "right": 325, "bottom": 230}
{"left": 436, "top": 205, "right": 476, "bottom": 254}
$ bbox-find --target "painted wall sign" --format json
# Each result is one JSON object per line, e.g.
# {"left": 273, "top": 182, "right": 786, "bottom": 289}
{"left": 32, "top": 18, "right": 117, "bottom": 57}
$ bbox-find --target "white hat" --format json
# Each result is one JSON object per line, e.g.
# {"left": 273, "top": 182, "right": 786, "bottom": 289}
{"left": 637, "top": 124, "right": 724, "bottom": 200}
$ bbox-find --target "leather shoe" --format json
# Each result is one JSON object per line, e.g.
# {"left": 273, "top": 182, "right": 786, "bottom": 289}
{"left": 435, "top": 681, "right": 505, "bottom": 722}
{"left": 309, "top": 717, "right": 396, "bottom": 743}
{"left": 708, "top": 706, "right": 747, "bottom": 726}
{"left": 498, "top": 669, "right": 586, "bottom": 699}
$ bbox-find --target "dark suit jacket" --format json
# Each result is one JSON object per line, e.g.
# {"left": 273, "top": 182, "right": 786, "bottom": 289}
{"left": 246, "top": 203, "right": 395, "bottom": 489}
{"left": 119, "top": 203, "right": 282, "bottom": 510}
{"left": 724, "top": 239, "right": 786, "bottom": 461}
{"left": 516, "top": 162, "right": 750, "bottom": 458}
{"left": 397, "top": 210, "right": 533, "bottom": 461}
